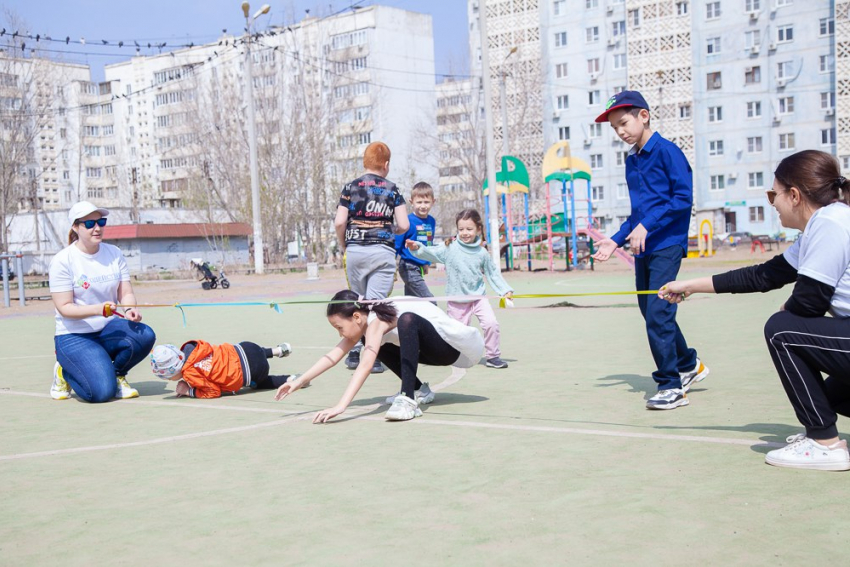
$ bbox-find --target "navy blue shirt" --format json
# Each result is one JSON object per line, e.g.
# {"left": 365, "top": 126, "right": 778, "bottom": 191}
{"left": 612, "top": 131, "right": 693, "bottom": 257}
{"left": 339, "top": 173, "right": 405, "bottom": 249}
{"left": 395, "top": 213, "right": 436, "bottom": 266}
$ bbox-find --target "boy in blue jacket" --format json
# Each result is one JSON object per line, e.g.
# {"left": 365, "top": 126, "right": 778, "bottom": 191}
{"left": 592, "top": 90, "right": 709, "bottom": 410}
{"left": 395, "top": 182, "right": 437, "bottom": 301}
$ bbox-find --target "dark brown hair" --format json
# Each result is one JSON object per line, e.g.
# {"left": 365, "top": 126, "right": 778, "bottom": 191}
{"left": 774, "top": 150, "right": 850, "bottom": 207}
{"left": 68, "top": 228, "right": 79, "bottom": 245}
{"left": 446, "top": 208, "right": 486, "bottom": 246}
{"left": 326, "top": 289, "right": 397, "bottom": 323}
{"left": 628, "top": 107, "right": 651, "bottom": 128}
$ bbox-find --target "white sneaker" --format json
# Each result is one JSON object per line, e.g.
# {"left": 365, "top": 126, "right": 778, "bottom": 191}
{"left": 385, "top": 382, "right": 435, "bottom": 405}
{"left": 646, "top": 388, "right": 689, "bottom": 410}
{"left": 275, "top": 343, "right": 292, "bottom": 358}
{"left": 765, "top": 434, "right": 850, "bottom": 471}
{"left": 50, "top": 362, "right": 71, "bottom": 400}
{"left": 680, "top": 358, "right": 709, "bottom": 392}
{"left": 115, "top": 375, "right": 139, "bottom": 399}
{"left": 384, "top": 395, "right": 422, "bottom": 421}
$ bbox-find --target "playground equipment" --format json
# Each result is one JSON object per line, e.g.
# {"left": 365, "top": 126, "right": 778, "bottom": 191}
{"left": 483, "top": 155, "right": 533, "bottom": 271}
{"left": 692, "top": 219, "right": 716, "bottom": 258}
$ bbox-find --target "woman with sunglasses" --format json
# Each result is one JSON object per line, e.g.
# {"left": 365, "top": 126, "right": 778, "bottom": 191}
{"left": 659, "top": 150, "right": 850, "bottom": 471}
{"left": 48, "top": 201, "right": 156, "bottom": 402}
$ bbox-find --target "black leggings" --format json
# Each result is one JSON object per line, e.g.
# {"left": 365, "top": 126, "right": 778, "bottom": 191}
{"left": 238, "top": 342, "right": 290, "bottom": 389}
{"left": 377, "top": 312, "right": 460, "bottom": 398}
{"left": 764, "top": 311, "right": 850, "bottom": 439}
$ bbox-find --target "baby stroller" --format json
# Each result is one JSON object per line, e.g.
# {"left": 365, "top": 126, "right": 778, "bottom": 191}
{"left": 190, "top": 258, "right": 230, "bottom": 290}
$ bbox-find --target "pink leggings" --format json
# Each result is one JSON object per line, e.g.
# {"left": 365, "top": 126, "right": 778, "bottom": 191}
{"left": 447, "top": 298, "right": 501, "bottom": 359}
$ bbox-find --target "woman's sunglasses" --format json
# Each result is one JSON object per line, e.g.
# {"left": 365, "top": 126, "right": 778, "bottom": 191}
{"left": 765, "top": 190, "right": 778, "bottom": 205}
{"left": 76, "top": 218, "right": 108, "bottom": 229}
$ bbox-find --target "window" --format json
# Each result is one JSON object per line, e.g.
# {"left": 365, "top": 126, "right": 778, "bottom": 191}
{"left": 747, "top": 136, "right": 763, "bottom": 153}
{"left": 707, "top": 72, "right": 722, "bottom": 90}
{"left": 679, "top": 104, "right": 692, "bottom": 119}
{"left": 820, "top": 18, "right": 835, "bottom": 36}
{"left": 86, "top": 167, "right": 102, "bottom": 178}
{"left": 588, "top": 90, "right": 601, "bottom": 105}
{"left": 612, "top": 21, "right": 626, "bottom": 37}
{"left": 590, "top": 154, "right": 603, "bottom": 169}
{"left": 616, "top": 151, "right": 629, "bottom": 166}
{"left": 330, "top": 30, "right": 367, "bottom": 50}
{"left": 589, "top": 123, "right": 603, "bottom": 138}
{"left": 778, "top": 96, "right": 794, "bottom": 114}
{"left": 748, "top": 172, "right": 764, "bottom": 189}
{"left": 613, "top": 54, "right": 627, "bottom": 70}
{"left": 708, "top": 140, "right": 724, "bottom": 156}
{"left": 747, "top": 101, "right": 762, "bottom": 118}
{"left": 779, "top": 132, "right": 795, "bottom": 151}
{"left": 358, "top": 132, "right": 372, "bottom": 145}
{"left": 820, "top": 55, "right": 833, "bottom": 73}
{"left": 821, "top": 128, "right": 836, "bottom": 146}
{"left": 591, "top": 186, "right": 604, "bottom": 201}
{"left": 821, "top": 92, "right": 835, "bottom": 110}
{"left": 84, "top": 145, "right": 101, "bottom": 157}
{"left": 676, "top": 1, "right": 689, "bottom": 16}
{"left": 745, "top": 0, "right": 760, "bottom": 10}
{"left": 586, "top": 27, "right": 599, "bottom": 43}
{"left": 586, "top": 0, "right": 598, "bottom": 7}
{"left": 750, "top": 206, "right": 765, "bottom": 223}
{"left": 558, "top": 126, "right": 570, "bottom": 140}
{"left": 708, "top": 106, "right": 723, "bottom": 122}
{"left": 555, "top": 32, "right": 568, "bottom": 47}
{"left": 745, "top": 30, "right": 761, "bottom": 49}
{"left": 777, "top": 61, "right": 792, "bottom": 80}
{"left": 745, "top": 66, "right": 761, "bottom": 84}
{"left": 102, "top": 125, "right": 114, "bottom": 136}
{"left": 706, "top": 37, "right": 720, "bottom": 55}
{"left": 706, "top": 1, "right": 720, "bottom": 19}
{"left": 84, "top": 126, "right": 100, "bottom": 137}
{"left": 777, "top": 25, "right": 793, "bottom": 43}
{"left": 628, "top": 8, "right": 640, "bottom": 26}
{"left": 354, "top": 106, "right": 371, "bottom": 121}
{"left": 710, "top": 175, "right": 725, "bottom": 190}
{"left": 553, "top": 0, "right": 566, "bottom": 15}
{"left": 776, "top": 0, "right": 792, "bottom": 5}
{"left": 104, "top": 145, "right": 116, "bottom": 156}
{"left": 557, "top": 95, "right": 569, "bottom": 110}
{"left": 587, "top": 58, "right": 600, "bottom": 74}
{"left": 555, "top": 63, "right": 568, "bottom": 78}
{"left": 617, "top": 183, "right": 628, "bottom": 199}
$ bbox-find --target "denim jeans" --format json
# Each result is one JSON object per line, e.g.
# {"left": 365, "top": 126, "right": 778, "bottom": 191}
{"left": 54, "top": 318, "right": 156, "bottom": 403}
{"left": 634, "top": 245, "right": 697, "bottom": 390}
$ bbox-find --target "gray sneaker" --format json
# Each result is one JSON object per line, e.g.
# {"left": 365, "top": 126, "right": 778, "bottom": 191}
{"left": 385, "top": 382, "right": 435, "bottom": 405}
{"left": 275, "top": 343, "right": 292, "bottom": 358}
{"left": 486, "top": 357, "right": 508, "bottom": 369}
{"left": 646, "top": 388, "right": 689, "bottom": 410}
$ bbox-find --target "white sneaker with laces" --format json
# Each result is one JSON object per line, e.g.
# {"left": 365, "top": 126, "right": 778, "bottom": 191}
{"left": 384, "top": 395, "right": 422, "bottom": 421}
{"left": 275, "top": 343, "right": 292, "bottom": 358}
{"left": 115, "top": 375, "right": 139, "bottom": 399}
{"left": 765, "top": 434, "right": 850, "bottom": 471}
{"left": 385, "top": 383, "right": 435, "bottom": 405}
{"left": 50, "top": 362, "right": 71, "bottom": 400}
{"left": 680, "top": 358, "right": 709, "bottom": 392}
{"left": 646, "top": 388, "right": 689, "bottom": 410}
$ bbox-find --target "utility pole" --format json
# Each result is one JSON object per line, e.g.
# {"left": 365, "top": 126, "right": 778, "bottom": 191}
{"left": 131, "top": 167, "right": 139, "bottom": 223}
{"left": 242, "top": 1, "right": 270, "bottom": 274}
{"left": 31, "top": 179, "right": 40, "bottom": 251}
{"left": 478, "top": 4, "right": 501, "bottom": 266}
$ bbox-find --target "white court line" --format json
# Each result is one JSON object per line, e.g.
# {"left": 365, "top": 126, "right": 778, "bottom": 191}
{"left": 0, "top": 347, "right": 337, "bottom": 361}
{"left": 0, "top": 388, "right": 783, "bottom": 460}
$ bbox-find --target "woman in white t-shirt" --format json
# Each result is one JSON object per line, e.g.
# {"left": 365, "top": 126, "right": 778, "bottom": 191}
{"left": 274, "top": 289, "right": 484, "bottom": 422}
{"left": 49, "top": 202, "right": 156, "bottom": 402}
{"left": 660, "top": 150, "right": 850, "bottom": 472}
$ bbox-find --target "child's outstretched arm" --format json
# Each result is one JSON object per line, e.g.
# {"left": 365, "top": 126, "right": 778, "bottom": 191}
{"left": 313, "top": 319, "right": 390, "bottom": 423}
{"left": 407, "top": 239, "right": 448, "bottom": 264}
{"left": 274, "top": 337, "right": 356, "bottom": 401}
{"left": 482, "top": 254, "right": 513, "bottom": 298}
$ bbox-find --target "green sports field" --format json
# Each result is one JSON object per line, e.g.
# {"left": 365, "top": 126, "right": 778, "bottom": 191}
{"left": 1, "top": 257, "right": 847, "bottom": 566}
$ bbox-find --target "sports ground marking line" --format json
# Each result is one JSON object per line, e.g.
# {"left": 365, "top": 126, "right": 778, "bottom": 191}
{"left": 0, "top": 388, "right": 784, "bottom": 460}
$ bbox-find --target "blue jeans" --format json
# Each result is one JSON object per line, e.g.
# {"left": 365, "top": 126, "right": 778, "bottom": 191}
{"left": 635, "top": 245, "right": 697, "bottom": 390}
{"left": 54, "top": 318, "right": 156, "bottom": 403}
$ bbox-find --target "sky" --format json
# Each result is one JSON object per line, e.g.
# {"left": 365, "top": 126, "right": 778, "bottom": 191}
{"left": 2, "top": 0, "right": 470, "bottom": 82}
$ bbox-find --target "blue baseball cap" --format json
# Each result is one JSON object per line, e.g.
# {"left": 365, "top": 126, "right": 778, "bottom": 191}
{"left": 595, "top": 90, "right": 649, "bottom": 123}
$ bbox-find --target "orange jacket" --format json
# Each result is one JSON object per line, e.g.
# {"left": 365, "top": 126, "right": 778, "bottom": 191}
{"left": 180, "top": 340, "right": 244, "bottom": 399}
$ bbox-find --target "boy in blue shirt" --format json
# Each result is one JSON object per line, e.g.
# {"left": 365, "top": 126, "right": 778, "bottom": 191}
{"left": 396, "top": 182, "right": 437, "bottom": 300}
{"left": 592, "top": 90, "right": 709, "bottom": 410}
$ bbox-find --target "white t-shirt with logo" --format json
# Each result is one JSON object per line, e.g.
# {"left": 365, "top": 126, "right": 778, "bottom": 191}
{"left": 368, "top": 299, "right": 485, "bottom": 368}
{"left": 49, "top": 243, "right": 131, "bottom": 335}
{"left": 783, "top": 202, "right": 850, "bottom": 318}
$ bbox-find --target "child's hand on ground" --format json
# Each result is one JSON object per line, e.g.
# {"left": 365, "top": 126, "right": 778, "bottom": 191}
{"left": 405, "top": 239, "right": 420, "bottom": 251}
{"left": 274, "top": 379, "right": 302, "bottom": 401}
{"left": 627, "top": 224, "right": 648, "bottom": 254}
{"left": 313, "top": 404, "right": 346, "bottom": 424}
{"left": 659, "top": 282, "right": 687, "bottom": 303}
{"left": 175, "top": 380, "right": 190, "bottom": 397}
{"left": 592, "top": 239, "right": 618, "bottom": 262}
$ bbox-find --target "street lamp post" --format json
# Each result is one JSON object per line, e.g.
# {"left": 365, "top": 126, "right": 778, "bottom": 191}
{"left": 241, "top": 1, "right": 270, "bottom": 275}
{"left": 478, "top": 5, "right": 501, "bottom": 266}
